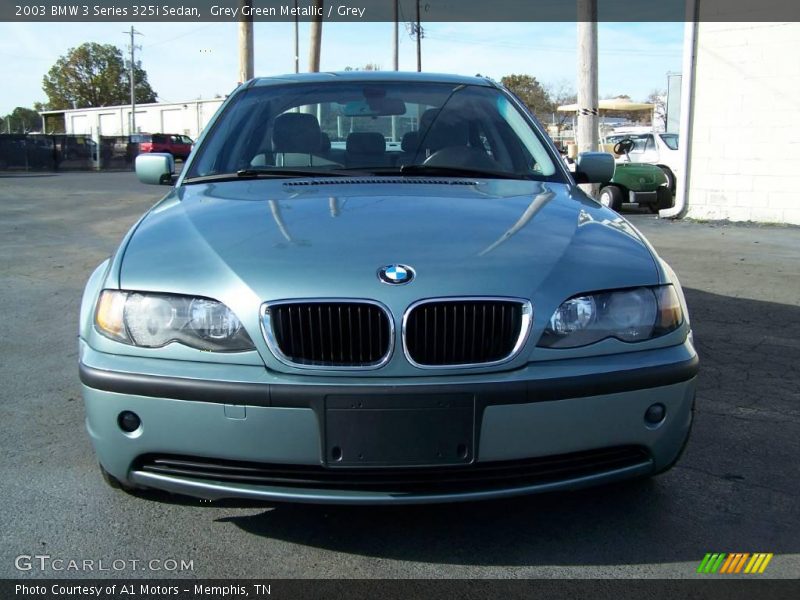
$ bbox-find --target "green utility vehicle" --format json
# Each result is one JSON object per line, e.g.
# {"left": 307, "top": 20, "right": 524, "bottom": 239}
{"left": 599, "top": 139, "right": 673, "bottom": 213}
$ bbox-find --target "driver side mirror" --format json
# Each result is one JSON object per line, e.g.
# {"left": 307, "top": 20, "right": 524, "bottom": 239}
{"left": 135, "top": 153, "right": 175, "bottom": 185}
{"left": 573, "top": 152, "right": 615, "bottom": 184}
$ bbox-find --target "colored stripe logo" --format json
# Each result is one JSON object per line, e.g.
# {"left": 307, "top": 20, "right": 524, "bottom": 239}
{"left": 697, "top": 553, "right": 773, "bottom": 574}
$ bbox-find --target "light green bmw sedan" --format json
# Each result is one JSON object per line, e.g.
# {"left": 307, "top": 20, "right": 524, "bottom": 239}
{"left": 79, "top": 72, "right": 698, "bottom": 504}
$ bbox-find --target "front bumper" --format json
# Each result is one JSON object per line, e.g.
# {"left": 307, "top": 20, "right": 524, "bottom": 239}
{"left": 630, "top": 190, "right": 658, "bottom": 205}
{"left": 80, "top": 340, "right": 697, "bottom": 504}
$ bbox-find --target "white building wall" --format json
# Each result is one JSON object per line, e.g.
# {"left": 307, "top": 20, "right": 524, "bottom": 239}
{"left": 50, "top": 98, "right": 225, "bottom": 139}
{"left": 687, "top": 22, "right": 800, "bottom": 225}
{"left": 98, "top": 113, "right": 117, "bottom": 135}
{"left": 160, "top": 108, "right": 184, "bottom": 133}
{"left": 70, "top": 114, "right": 89, "bottom": 134}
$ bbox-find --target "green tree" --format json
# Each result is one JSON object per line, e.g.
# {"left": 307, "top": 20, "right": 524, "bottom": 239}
{"left": 7, "top": 107, "right": 43, "bottom": 132}
{"left": 500, "top": 74, "right": 553, "bottom": 122}
{"left": 42, "top": 42, "right": 157, "bottom": 110}
{"left": 343, "top": 63, "right": 381, "bottom": 71}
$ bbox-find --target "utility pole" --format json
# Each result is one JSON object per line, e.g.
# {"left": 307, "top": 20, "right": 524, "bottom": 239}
{"left": 294, "top": 0, "right": 300, "bottom": 73}
{"left": 238, "top": 0, "right": 254, "bottom": 83}
{"left": 393, "top": 0, "right": 399, "bottom": 70}
{"left": 415, "top": 0, "right": 422, "bottom": 72}
{"left": 391, "top": 0, "right": 399, "bottom": 142}
{"left": 124, "top": 26, "right": 142, "bottom": 135}
{"left": 308, "top": 0, "right": 323, "bottom": 72}
{"left": 576, "top": 0, "right": 599, "bottom": 195}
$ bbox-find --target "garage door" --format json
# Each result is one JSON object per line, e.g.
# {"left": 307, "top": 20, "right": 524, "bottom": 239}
{"left": 161, "top": 109, "right": 183, "bottom": 133}
{"left": 99, "top": 113, "right": 120, "bottom": 136}
{"left": 70, "top": 115, "right": 88, "bottom": 134}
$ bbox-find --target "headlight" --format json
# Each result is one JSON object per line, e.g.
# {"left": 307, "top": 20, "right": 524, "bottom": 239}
{"left": 95, "top": 290, "right": 255, "bottom": 352}
{"left": 538, "top": 285, "right": 684, "bottom": 348}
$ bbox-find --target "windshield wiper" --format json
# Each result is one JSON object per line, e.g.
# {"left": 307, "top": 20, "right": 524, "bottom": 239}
{"left": 236, "top": 168, "right": 366, "bottom": 178}
{"left": 183, "top": 167, "right": 366, "bottom": 184}
{"left": 398, "top": 164, "right": 532, "bottom": 180}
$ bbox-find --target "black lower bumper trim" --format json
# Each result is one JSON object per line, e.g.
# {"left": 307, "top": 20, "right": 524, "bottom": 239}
{"left": 134, "top": 445, "right": 653, "bottom": 494}
{"left": 79, "top": 362, "right": 269, "bottom": 405}
{"left": 78, "top": 354, "right": 698, "bottom": 408}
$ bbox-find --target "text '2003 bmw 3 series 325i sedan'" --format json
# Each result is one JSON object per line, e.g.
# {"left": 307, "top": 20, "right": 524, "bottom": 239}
{"left": 78, "top": 72, "right": 698, "bottom": 504}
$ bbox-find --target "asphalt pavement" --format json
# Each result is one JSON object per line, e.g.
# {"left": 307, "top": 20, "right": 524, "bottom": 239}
{"left": 0, "top": 171, "right": 798, "bottom": 579}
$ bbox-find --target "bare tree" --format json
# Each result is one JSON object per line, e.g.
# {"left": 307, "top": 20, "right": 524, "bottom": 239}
{"left": 647, "top": 89, "right": 667, "bottom": 131}
{"left": 546, "top": 80, "right": 577, "bottom": 139}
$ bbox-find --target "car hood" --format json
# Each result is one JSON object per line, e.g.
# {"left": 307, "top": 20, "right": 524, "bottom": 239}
{"left": 119, "top": 178, "right": 659, "bottom": 364}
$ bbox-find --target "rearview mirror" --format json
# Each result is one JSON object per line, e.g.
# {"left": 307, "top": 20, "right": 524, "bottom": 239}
{"left": 574, "top": 152, "right": 615, "bottom": 184}
{"left": 342, "top": 98, "right": 406, "bottom": 117}
{"left": 135, "top": 153, "right": 175, "bottom": 185}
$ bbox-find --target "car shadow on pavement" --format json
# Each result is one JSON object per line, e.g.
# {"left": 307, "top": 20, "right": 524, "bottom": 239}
{"left": 618, "top": 203, "right": 657, "bottom": 216}
{"left": 212, "top": 288, "right": 798, "bottom": 567}
{"left": 0, "top": 173, "right": 57, "bottom": 178}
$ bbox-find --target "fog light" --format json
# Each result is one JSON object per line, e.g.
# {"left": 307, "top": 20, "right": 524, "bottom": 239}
{"left": 644, "top": 403, "right": 666, "bottom": 425}
{"left": 118, "top": 411, "right": 141, "bottom": 433}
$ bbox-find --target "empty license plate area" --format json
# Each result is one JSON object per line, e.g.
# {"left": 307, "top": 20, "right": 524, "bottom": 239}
{"left": 324, "top": 394, "right": 475, "bottom": 467}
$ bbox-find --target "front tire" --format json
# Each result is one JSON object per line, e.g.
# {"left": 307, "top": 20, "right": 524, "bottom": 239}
{"left": 649, "top": 186, "right": 673, "bottom": 213}
{"left": 658, "top": 165, "right": 676, "bottom": 194}
{"left": 599, "top": 185, "right": 624, "bottom": 211}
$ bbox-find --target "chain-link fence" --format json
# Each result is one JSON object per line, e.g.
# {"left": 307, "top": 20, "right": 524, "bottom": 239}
{"left": 0, "top": 134, "right": 138, "bottom": 171}
{"left": 99, "top": 135, "right": 137, "bottom": 169}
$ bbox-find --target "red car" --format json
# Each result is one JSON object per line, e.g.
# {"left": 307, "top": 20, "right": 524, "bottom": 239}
{"left": 132, "top": 133, "right": 193, "bottom": 161}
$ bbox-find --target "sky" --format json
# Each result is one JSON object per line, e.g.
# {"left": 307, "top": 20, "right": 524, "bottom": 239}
{"left": 0, "top": 21, "right": 684, "bottom": 115}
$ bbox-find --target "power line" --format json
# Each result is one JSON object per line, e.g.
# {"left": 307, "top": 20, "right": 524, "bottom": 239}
{"left": 142, "top": 23, "right": 217, "bottom": 48}
{"left": 423, "top": 31, "right": 680, "bottom": 57}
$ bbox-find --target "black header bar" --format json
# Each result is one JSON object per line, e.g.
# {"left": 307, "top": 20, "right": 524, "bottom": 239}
{"left": 2, "top": 0, "right": 800, "bottom": 23}
{"left": 3, "top": 579, "right": 800, "bottom": 600}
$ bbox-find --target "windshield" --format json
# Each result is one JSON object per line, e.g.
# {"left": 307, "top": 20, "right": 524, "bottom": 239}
{"left": 660, "top": 133, "right": 678, "bottom": 150}
{"left": 185, "top": 80, "right": 562, "bottom": 182}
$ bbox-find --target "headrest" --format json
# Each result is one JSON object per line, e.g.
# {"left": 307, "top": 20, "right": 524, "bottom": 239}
{"left": 346, "top": 132, "right": 386, "bottom": 155}
{"left": 272, "top": 113, "right": 322, "bottom": 153}
{"left": 398, "top": 109, "right": 440, "bottom": 157}
{"left": 319, "top": 132, "right": 331, "bottom": 152}
{"left": 401, "top": 131, "right": 419, "bottom": 152}
{"left": 419, "top": 108, "right": 440, "bottom": 130}
{"left": 420, "top": 111, "right": 468, "bottom": 152}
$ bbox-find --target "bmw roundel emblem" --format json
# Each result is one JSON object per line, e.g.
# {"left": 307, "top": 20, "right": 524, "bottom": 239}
{"left": 378, "top": 264, "right": 415, "bottom": 285}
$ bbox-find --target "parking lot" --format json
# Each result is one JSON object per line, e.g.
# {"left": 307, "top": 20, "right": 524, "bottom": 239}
{"left": 0, "top": 171, "right": 798, "bottom": 579}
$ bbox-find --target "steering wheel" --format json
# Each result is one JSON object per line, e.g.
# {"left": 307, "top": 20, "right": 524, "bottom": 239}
{"left": 613, "top": 139, "right": 635, "bottom": 155}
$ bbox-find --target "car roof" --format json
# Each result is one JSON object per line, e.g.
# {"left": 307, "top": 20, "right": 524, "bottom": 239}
{"left": 249, "top": 71, "right": 497, "bottom": 88}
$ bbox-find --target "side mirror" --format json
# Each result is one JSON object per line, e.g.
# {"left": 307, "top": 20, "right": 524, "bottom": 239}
{"left": 574, "top": 152, "right": 615, "bottom": 184}
{"left": 135, "top": 153, "right": 175, "bottom": 185}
